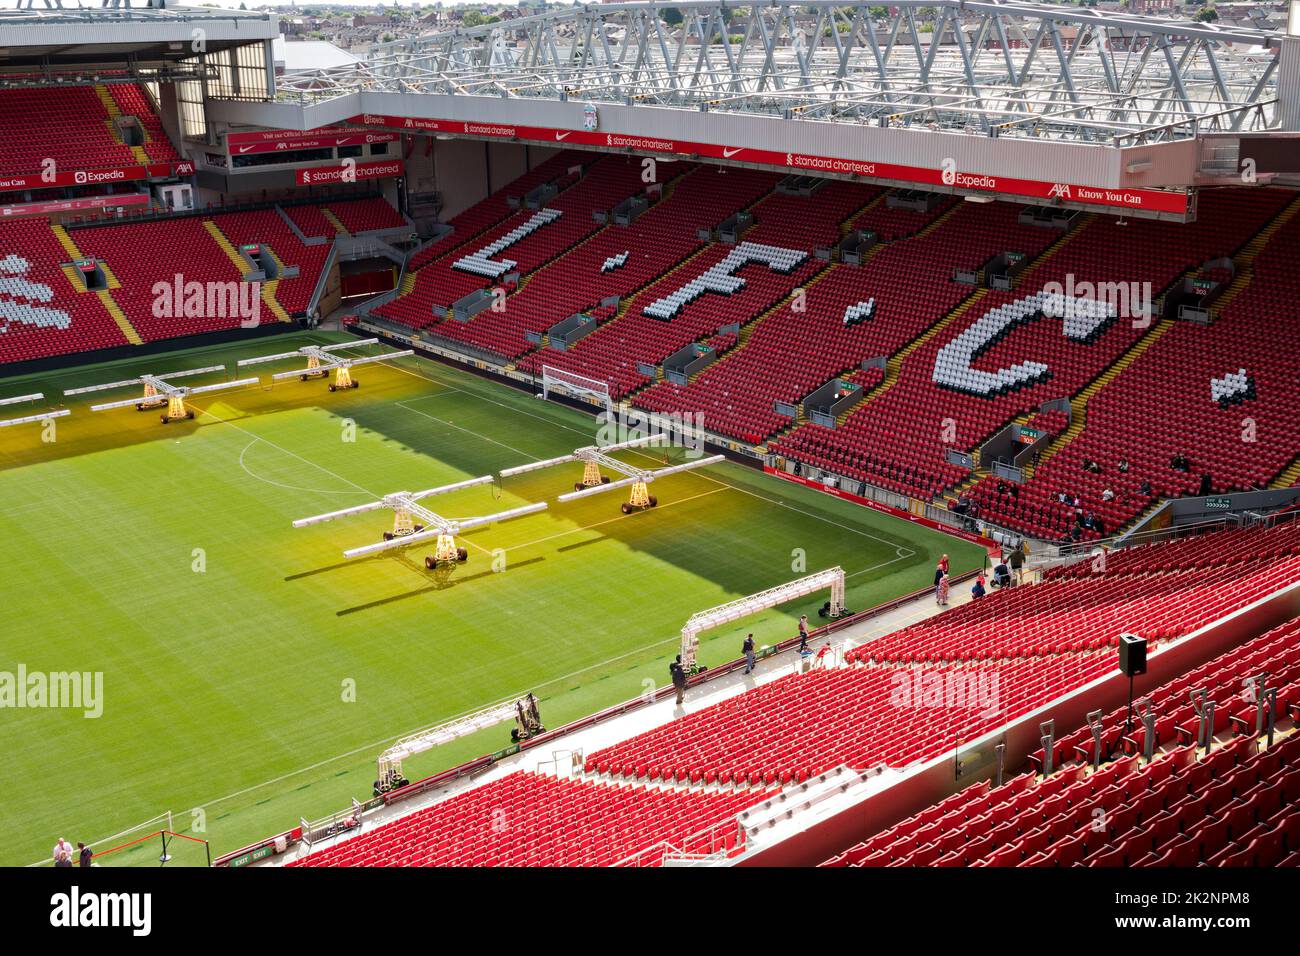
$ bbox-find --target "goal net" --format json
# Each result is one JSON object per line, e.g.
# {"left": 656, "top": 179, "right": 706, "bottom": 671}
{"left": 540, "top": 365, "right": 612, "bottom": 412}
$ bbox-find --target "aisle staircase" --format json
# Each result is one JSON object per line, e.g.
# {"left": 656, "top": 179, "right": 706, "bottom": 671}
{"left": 1026, "top": 199, "right": 1300, "bottom": 482}
{"left": 94, "top": 84, "right": 151, "bottom": 164}
{"left": 257, "top": 247, "right": 293, "bottom": 324}
{"left": 202, "top": 220, "right": 292, "bottom": 323}
{"left": 321, "top": 208, "right": 348, "bottom": 236}
{"left": 96, "top": 291, "right": 143, "bottom": 345}
{"left": 1024, "top": 318, "right": 1175, "bottom": 479}
{"left": 1272, "top": 457, "right": 1300, "bottom": 490}
{"left": 52, "top": 224, "right": 143, "bottom": 345}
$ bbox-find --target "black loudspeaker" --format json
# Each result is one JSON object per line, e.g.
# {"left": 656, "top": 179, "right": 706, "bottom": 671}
{"left": 1119, "top": 634, "right": 1148, "bottom": 677}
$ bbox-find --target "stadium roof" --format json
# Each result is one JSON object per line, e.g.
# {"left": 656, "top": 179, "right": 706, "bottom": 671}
{"left": 0, "top": 1, "right": 278, "bottom": 71}
{"left": 273, "top": 38, "right": 363, "bottom": 74}
{"left": 273, "top": 1, "right": 1288, "bottom": 146}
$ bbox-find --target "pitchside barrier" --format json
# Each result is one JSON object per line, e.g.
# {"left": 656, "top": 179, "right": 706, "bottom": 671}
{"left": 29, "top": 814, "right": 211, "bottom": 868}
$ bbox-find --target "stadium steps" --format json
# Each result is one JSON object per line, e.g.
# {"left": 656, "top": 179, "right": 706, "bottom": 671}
{"left": 843, "top": 190, "right": 889, "bottom": 235}
{"left": 688, "top": 191, "right": 885, "bottom": 448}
{"left": 59, "top": 259, "right": 125, "bottom": 299}
{"left": 883, "top": 215, "right": 1094, "bottom": 499}
{"left": 401, "top": 159, "right": 602, "bottom": 290}
{"left": 51, "top": 224, "right": 144, "bottom": 345}
{"left": 321, "top": 208, "right": 349, "bottom": 236}
{"left": 1026, "top": 318, "right": 1176, "bottom": 478}
{"left": 1025, "top": 201, "right": 1295, "bottom": 483}
{"left": 469, "top": 167, "right": 698, "bottom": 363}
{"left": 1209, "top": 193, "right": 1300, "bottom": 318}
{"left": 201, "top": 220, "right": 291, "bottom": 323}
{"left": 681, "top": 262, "right": 840, "bottom": 435}
{"left": 1272, "top": 457, "right": 1300, "bottom": 490}
{"left": 97, "top": 261, "right": 123, "bottom": 290}
{"left": 838, "top": 201, "right": 1032, "bottom": 416}
{"left": 50, "top": 223, "right": 85, "bottom": 262}
{"left": 203, "top": 220, "right": 255, "bottom": 276}
{"left": 258, "top": 280, "right": 292, "bottom": 323}
{"left": 1197, "top": 199, "right": 1300, "bottom": 493}
{"left": 93, "top": 84, "right": 152, "bottom": 164}
{"left": 94, "top": 84, "right": 121, "bottom": 121}
{"left": 59, "top": 263, "right": 85, "bottom": 291}
{"left": 930, "top": 217, "right": 1096, "bottom": 488}
{"left": 258, "top": 245, "right": 295, "bottom": 323}
{"left": 942, "top": 464, "right": 989, "bottom": 509}
{"left": 95, "top": 290, "right": 144, "bottom": 346}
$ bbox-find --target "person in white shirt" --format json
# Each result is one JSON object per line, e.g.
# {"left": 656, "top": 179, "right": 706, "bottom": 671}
{"left": 52, "top": 837, "right": 73, "bottom": 867}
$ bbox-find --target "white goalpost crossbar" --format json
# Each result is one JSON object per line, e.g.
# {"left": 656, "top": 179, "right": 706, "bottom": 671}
{"left": 540, "top": 365, "right": 612, "bottom": 409}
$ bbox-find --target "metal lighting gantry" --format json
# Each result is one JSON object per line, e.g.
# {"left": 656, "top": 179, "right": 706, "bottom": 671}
{"left": 680, "top": 566, "right": 847, "bottom": 670}
{"left": 500, "top": 433, "right": 725, "bottom": 513}
{"left": 293, "top": 474, "right": 547, "bottom": 568}
{"left": 0, "top": 393, "right": 69, "bottom": 429}
{"left": 236, "top": 339, "right": 415, "bottom": 392}
{"left": 64, "top": 366, "right": 258, "bottom": 424}
{"left": 278, "top": 1, "right": 1285, "bottom": 146}
{"left": 374, "top": 698, "right": 522, "bottom": 792}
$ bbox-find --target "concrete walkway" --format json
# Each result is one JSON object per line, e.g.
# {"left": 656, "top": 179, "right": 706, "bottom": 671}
{"left": 268, "top": 554, "right": 1011, "bottom": 866}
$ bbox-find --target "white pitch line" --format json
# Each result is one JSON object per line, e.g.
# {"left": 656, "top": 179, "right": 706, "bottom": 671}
{"left": 238, "top": 438, "right": 370, "bottom": 496}
{"left": 499, "top": 486, "right": 727, "bottom": 555}
{"left": 192, "top": 402, "right": 377, "bottom": 499}
{"left": 396, "top": 398, "right": 542, "bottom": 462}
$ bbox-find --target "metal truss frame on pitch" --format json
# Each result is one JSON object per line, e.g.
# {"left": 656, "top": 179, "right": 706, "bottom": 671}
{"left": 271, "top": 1, "right": 1282, "bottom": 146}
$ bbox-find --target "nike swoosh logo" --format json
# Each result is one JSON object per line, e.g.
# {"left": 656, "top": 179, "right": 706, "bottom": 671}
{"left": 238, "top": 146, "right": 256, "bottom": 153}
{"left": 722, "top": 147, "right": 743, "bottom": 158}
{"left": 555, "top": 131, "right": 572, "bottom": 141}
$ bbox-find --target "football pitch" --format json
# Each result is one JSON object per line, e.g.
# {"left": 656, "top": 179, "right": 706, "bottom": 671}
{"left": 0, "top": 332, "right": 986, "bottom": 866}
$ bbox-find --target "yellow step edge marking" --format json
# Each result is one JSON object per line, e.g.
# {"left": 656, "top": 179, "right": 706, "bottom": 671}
{"left": 202, "top": 220, "right": 253, "bottom": 276}
{"left": 96, "top": 290, "right": 143, "bottom": 346}
{"left": 321, "top": 208, "right": 349, "bottom": 236}
{"left": 50, "top": 224, "right": 84, "bottom": 261}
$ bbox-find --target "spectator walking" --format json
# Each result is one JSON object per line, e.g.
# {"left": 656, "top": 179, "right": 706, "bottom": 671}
{"left": 743, "top": 634, "right": 756, "bottom": 674}
{"left": 52, "top": 838, "right": 73, "bottom": 868}
{"left": 798, "top": 615, "right": 810, "bottom": 653}
{"left": 78, "top": 843, "right": 92, "bottom": 868}
{"left": 670, "top": 656, "right": 687, "bottom": 706}
{"left": 936, "top": 572, "right": 950, "bottom": 606}
{"left": 1008, "top": 546, "right": 1025, "bottom": 584}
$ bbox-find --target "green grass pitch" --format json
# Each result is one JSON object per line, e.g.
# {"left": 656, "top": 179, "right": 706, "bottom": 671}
{"left": 0, "top": 331, "right": 985, "bottom": 866}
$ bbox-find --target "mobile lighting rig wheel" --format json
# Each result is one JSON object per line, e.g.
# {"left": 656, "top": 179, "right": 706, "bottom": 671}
{"left": 236, "top": 339, "right": 412, "bottom": 395}
{"left": 69, "top": 367, "right": 256, "bottom": 429}
{"left": 501, "top": 435, "right": 723, "bottom": 516}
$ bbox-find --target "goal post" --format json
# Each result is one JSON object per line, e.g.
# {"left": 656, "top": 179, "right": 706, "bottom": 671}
{"left": 540, "top": 365, "right": 613, "bottom": 414}
{"left": 680, "top": 567, "right": 846, "bottom": 670}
